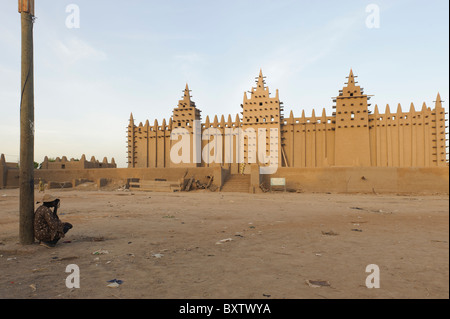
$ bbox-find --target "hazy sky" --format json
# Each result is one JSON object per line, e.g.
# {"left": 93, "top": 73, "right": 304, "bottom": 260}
{"left": 0, "top": 0, "right": 448, "bottom": 167}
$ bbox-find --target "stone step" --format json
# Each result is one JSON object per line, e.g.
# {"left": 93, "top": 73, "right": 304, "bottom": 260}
{"left": 221, "top": 174, "right": 251, "bottom": 193}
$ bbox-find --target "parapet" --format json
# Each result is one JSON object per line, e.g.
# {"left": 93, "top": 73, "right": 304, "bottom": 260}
{"left": 40, "top": 155, "right": 117, "bottom": 170}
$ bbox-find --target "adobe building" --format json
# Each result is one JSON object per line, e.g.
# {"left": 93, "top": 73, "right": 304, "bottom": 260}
{"left": 2, "top": 70, "right": 447, "bottom": 194}
{"left": 40, "top": 154, "right": 116, "bottom": 170}
{"left": 0, "top": 154, "right": 19, "bottom": 189}
{"left": 127, "top": 70, "right": 448, "bottom": 171}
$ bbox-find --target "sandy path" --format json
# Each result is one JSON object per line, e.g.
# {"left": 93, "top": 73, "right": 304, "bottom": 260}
{"left": 0, "top": 189, "right": 448, "bottom": 299}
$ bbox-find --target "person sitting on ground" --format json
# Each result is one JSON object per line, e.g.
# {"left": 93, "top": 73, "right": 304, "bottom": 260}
{"left": 34, "top": 194, "right": 73, "bottom": 248}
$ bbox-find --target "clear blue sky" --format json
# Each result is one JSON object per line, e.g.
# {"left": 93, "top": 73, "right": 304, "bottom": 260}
{"left": 0, "top": 0, "right": 448, "bottom": 167}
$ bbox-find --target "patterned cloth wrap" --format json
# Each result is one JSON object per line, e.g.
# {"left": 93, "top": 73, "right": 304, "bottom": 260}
{"left": 34, "top": 205, "right": 67, "bottom": 242}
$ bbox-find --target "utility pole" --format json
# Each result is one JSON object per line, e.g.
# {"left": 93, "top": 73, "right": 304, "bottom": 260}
{"left": 18, "top": 0, "right": 35, "bottom": 245}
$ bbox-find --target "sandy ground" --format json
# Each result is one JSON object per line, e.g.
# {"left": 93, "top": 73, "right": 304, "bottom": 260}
{"left": 0, "top": 188, "right": 448, "bottom": 299}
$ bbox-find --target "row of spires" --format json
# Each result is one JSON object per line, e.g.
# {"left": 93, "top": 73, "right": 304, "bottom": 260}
{"left": 43, "top": 155, "right": 116, "bottom": 164}
{"left": 128, "top": 69, "right": 444, "bottom": 127}
{"left": 129, "top": 95, "right": 444, "bottom": 129}
{"left": 373, "top": 93, "right": 444, "bottom": 114}
{"left": 129, "top": 113, "right": 243, "bottom": 128}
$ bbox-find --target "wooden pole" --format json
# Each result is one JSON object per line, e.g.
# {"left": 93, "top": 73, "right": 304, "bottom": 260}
{"left": 19, "top": 0, "right": 35, "bottom": 245}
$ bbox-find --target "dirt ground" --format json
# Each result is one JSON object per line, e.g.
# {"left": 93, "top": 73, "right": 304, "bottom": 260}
{"left": 0, "top": 187, "right": 448, "bottom": 299}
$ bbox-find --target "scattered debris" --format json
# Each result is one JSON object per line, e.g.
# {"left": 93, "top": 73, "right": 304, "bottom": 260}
{"left": 184, "top": 177, "right": 194, "bottom": 191}
{"left": 107, "top": 282, "right": 120, "bottom": 288}
{"left": 58, "top": 256, "right": 79, "bottom": 261}
{"left": 6, "top": 257, "right": 17, "bottom": 261}
{"left": 351, "top": 229, "right": 363, "bottom": 232}
{"left": 77, "top": 236, "right": 105, "bottom": 242}
{"left": 205, "top": 175, "right": 213, "bottom": 189}
{"left": 107, "top": 279, "right": 123, "bottom": 285}
{"left": 260, "top": 183, "right": 269, "bottom": 193}
{"left": 262, "top": 294, "right": 271, "bottom": 298}
{"left": 350, "top": 207, "right": 364, "bottom": 211}
{"left": 92, "top": 250, "right": 109, "bottom": 255}
{"left": 32, "top": 268, "right": 48, "bottom": 273}
{"left": 184, "top": 175, "right": 217, "bottom": 192}
{"left": 216, "top": 238, "right": 233, "bottom": 245}
{"left": 29, "top": 284, "right": 37, "bottom": 292}
{"left": 151, "top": 253, "right": 164, "bottom": 258}
{"left": 321, "top": 230, "right": 338, "bottom": 236}
{"left": 208, "top": 184, "right": 218, "bottom": 192}
{"left": 306, "top": 280, "right": 331, "bottom": 288}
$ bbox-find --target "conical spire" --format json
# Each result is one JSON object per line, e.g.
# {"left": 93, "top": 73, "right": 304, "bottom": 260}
{"left": 184, "top": 83, "right": 190, "bottom": 99}
{"left": 255, "top": 69, "right": 266, "bottom": 91}
{"left": 421, "top": 102, "right": 427, "bottom": 112}
{"left": 347, "top": 69, "right": 355, "bottom": 87}
{"left": 340, "top": 69, "right": 364, "bottom": 97}
{"left": 178, "top": 83, "right": 195, "bottom": 108}
{"left": 374, "top": 104, "right": 379, "bottom": 115}
{"left": 396, "top": 103, "right": 402, "bottom": 114}
{"left": 129, "top": 113, "right": 134, "bottom": 124}
{"left": 385, "top": 104, "right": 391, "bottom": 114}
{"left": 435, "top": 92, "right": 443, "bottom": 109}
